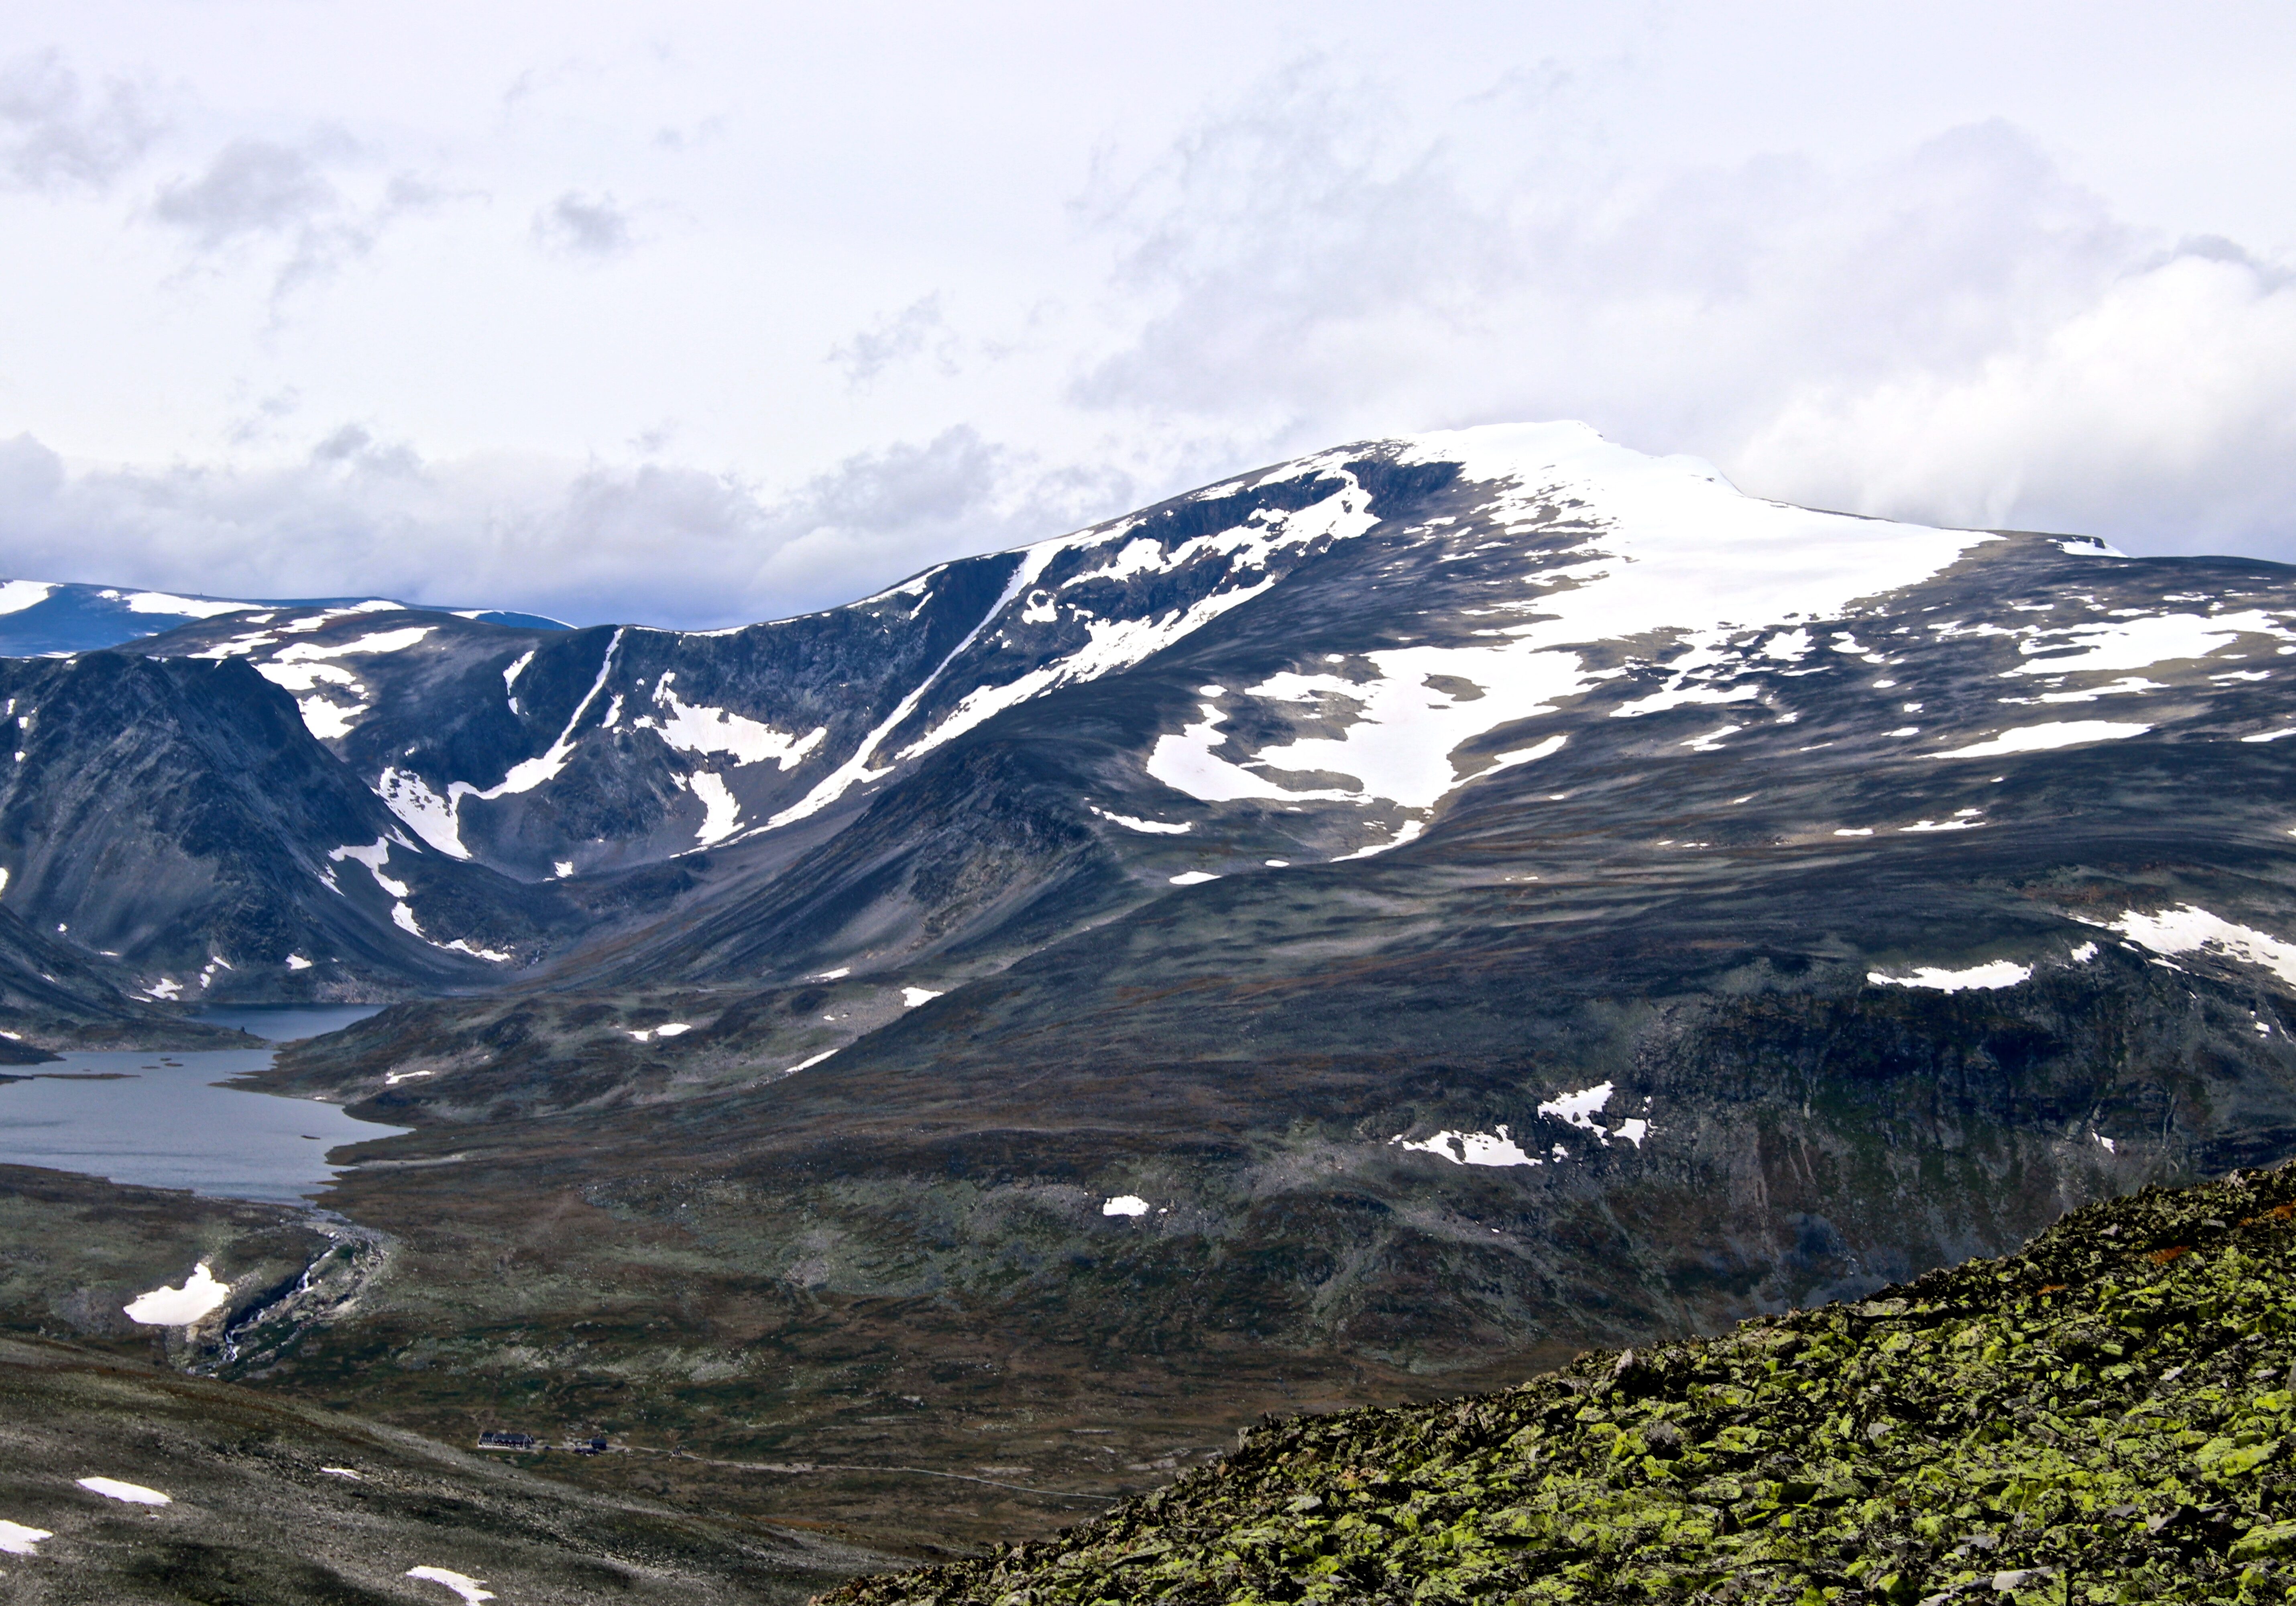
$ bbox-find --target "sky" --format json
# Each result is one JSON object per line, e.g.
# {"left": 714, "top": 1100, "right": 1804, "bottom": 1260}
{"left": 1, "top": 2, "right": 2293, "bottom": 628}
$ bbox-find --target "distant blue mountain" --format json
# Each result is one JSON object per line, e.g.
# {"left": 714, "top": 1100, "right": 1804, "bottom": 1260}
{"left": 0, "top": 579, "right": 570, "bottom": 657}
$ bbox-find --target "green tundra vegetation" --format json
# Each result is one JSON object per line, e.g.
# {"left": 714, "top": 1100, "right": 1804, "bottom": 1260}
{"left": 824, "top": 1162, "right": 2296, "bottom": 1604}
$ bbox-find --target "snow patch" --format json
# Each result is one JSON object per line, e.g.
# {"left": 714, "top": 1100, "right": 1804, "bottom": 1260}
{"left": 77, "top": 1477, "right": 170, "bottom": 1506}
{"left": 285, "top": 954, "right": 313, "bottom": 970}
{"left": 1244, "top": 646, "right": 1587, "bottom": 809}
{"left": 650, "top": 674, "right": 826, "bottom": 769}
{"left": 1102, "top": 1195, "right": 1150, "bottom": 1216}
{"left": 2100, "top": 905, "right": 2296, "bottom": 987}
{"left": 0, "top": 1519, "right": 51, "bottom": 1555}
{"left": 376, "top": 768, "right": 468, "bottom": 858}
{"left": 120, "top": 590, "right": 259, "bottom": 619}
{"left": 0, "top": 580, "right": 57, "bottom": 615}
{"left": 2011, "top": 609, "right": 2292, "bottom": 677}
{"left": 1537, "top": 1081, "right": 1616, "bottom": 1138}
{"left": 1333, "top": 818, "right": 1427, "bottom": 860}
{"left": 1932, "top": 721, "right": 2150, "bottom": 759}
{"left": 1614, "top": 681, "right": 1763, "bottom": 718}
{"left": 1090, "top": 807, "right": 1193, "bottom": 835}
{"left": 1391, "top": 1126, "right": 1541, "bottom": 1167}
{"left": 2035, "top": 675, "right": 2164, "bottom": 703}
{"left": 1868, "top": 960, "right": 2033, "bottom": 992}
{"left": 331, "top": 839, "right": 410, "bottom": 897}
{"left": 1168, "top": 870, "right": 1221, "bottom": 886}
{"left": 1145, "top": 698, "right": 1356, "bottom": 805}
{"left": 688, "top": 771, "right": 741, "bottom": 845}
{"left": 1481, "top": 734, "right": 1570, "bottom": 774}
{"left": 124, "top": 1262, "right": 229, "bottom": 1325}
{"left": 273, "top": 625, "right": 433, "bottom": 660}
{"left": 407, "top": 1568, "right": 496, "bottom": 1604}
{"left": 901, "top": 987, "right": 943, "bottom": 1007}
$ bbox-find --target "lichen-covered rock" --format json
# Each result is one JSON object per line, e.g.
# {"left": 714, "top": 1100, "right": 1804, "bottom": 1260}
{"left": 820, "top": 1164, "right": 2296, "bottom": 1603}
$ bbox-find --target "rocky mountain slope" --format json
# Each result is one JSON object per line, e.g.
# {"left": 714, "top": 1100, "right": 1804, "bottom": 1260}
{"left": 5, "top": 420, "right": 2296, "bottom": 1552}
{"left": 825, "top": 1161, "right": 2296, "bottom": 1604}
{"left": 0, "top": 649, "right": 576, "bottom": 1005}
{"left": 12, "top": 421, "right": 2296, "bottom": 1013}
{"left": 2, "top": 422, "right": 2289, "bottom": 1013}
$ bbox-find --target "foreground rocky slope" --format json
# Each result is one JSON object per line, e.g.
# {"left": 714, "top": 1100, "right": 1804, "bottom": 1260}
{"left": 828, "top": 1162, "right": 2296, "bottom": 1604}
{"left": 0, "top": 1331, "right": 883, "bottom": 1605}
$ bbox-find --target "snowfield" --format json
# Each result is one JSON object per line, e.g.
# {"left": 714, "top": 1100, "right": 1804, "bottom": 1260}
{"left": 122, "top": 1262, "right": 230, "bottom": 1325}
{"left": 1868, "top": 960, "right": 2034, "bottom": 993}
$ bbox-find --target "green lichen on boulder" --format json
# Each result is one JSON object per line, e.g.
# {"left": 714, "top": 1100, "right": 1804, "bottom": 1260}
{"left": 822, "top": 1164, "right": 2296, "bottom": 1603}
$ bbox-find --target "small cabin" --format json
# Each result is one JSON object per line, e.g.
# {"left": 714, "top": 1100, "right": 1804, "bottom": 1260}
{"left": 476, "top": 1431, "right": 538, "bottom": 1452}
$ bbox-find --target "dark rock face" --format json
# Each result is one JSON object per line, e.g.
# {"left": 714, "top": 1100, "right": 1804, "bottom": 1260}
{"left": 0, "top": 651, "right": 572, "bottom": 1006}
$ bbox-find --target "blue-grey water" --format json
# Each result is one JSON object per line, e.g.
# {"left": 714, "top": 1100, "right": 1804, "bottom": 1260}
{"left": 0, "top": 1007, "right": 405, "bottom": 1202}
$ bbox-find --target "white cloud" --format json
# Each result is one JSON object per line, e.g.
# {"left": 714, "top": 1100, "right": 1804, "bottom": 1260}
{"left": 831, "top": 294, "right": 960, "bottom": 387}
{"left": 532, "top": 190, "right": 632, "bottom": 259}
{"left": 1059, "top": 74, "right": 2296, "bottom": 562}
{"left": 0, "top": 47, "right": 162, "bottom": 193}
{"left": 1, "top": 13, "right": 2294, "bottom": 620}
{"left": 145, "top": 131, "right": 452, "bottom": 305}
{"left": 1734, "top": 251, "right": 2296, "bottom": 552}
{"left": 0, "top": 424, "right": 1133, "bottom": 628}
{"left": 152, "top": 137, "right": 344, "bottom": 248}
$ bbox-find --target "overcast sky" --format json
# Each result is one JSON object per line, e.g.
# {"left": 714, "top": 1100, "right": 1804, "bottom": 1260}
{"left": 2, "top": 2, "right": 2292, "bottom": 627}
